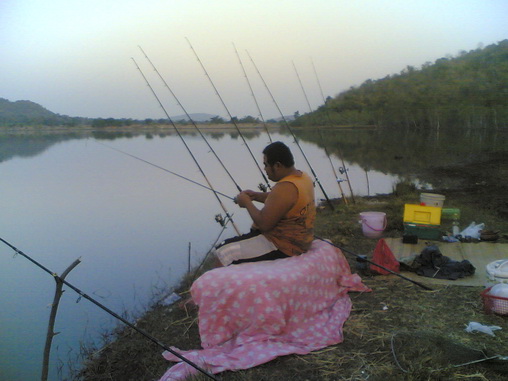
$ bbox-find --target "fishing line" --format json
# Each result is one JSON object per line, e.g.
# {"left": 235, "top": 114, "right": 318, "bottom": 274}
{"left": 189, "top": 222, "right": 229, "bottom": 284}
{"left": 0, "top": 237, "right": 221, "bottom": 381}
{"left": 95, "top": 141, "right": 235, "bottom": 201}
{"left": 138, "top": 46, "right": 243, "bottom": 193}
{"left": 98, "top": 140, "right": 418, "bottom": 289}
{"left": 310, "top": 58, "right": 355, "bottom": 203}
{"left": 292, "top": 61, "right": 349, "bottom": 205}
{"left": 245, "top": 50, "right": 335, "bottom": 211}
{"left": 131, "top": 57, "right": 241, "bottom": 235}
{"left": 185, "top": 38, "right": 272, "bottom": 192}
{"left": 232, "top": 43, "right": 273, "bottom": 144}
{"left": 98, "top": 142, "right": 420, "bottom": 289}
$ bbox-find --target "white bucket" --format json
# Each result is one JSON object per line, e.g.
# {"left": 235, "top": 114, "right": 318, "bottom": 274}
{"left": 359, "top": 212, "right": 387, "bottom": 239}
{"left": 420, "top": 193, "right": 446, "bottom": 207}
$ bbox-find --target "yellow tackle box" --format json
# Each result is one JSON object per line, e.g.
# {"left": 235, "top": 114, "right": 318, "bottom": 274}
{"left": 403, "top": 204, "right": 442, "bottom": 226}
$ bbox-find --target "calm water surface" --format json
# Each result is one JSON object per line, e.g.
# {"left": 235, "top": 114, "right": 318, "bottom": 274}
{"left": 0, "top": 129, "right": 439, "bottom": 380}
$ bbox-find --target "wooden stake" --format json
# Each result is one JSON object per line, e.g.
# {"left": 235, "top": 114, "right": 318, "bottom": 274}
{"left": 41, "top": 258, "right": 81, "bottom": 381}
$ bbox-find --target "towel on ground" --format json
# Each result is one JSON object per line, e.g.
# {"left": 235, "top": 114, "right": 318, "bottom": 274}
{"left": 159, "top": 239, "right": 371, "bottom": 380}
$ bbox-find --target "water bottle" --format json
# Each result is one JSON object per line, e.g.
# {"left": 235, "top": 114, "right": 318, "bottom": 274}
{"left": 452, "top": 221, "right": 460, "bottom": 237}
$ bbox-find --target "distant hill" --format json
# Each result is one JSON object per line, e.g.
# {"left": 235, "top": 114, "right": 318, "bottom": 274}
{"left": 0, "top": 98, "right": 89, "bottom": 127}
{"left": 293, "top": 39, "right": 508, "bottom": 129}
{"left": 0, "top": 98, "right": 224, "bottom": 126}
{"left": 0, "top": 98, "right": 54, "bottom": 119}
{"left": 170, "top": 113, "right": 221, "bottom": 122}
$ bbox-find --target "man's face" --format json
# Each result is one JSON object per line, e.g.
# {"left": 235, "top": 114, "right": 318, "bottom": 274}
{"left": 263, "top": 155, "right": 276, "bottom": 182}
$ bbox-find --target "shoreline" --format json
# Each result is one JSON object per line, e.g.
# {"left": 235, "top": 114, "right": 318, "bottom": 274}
{"left": 0, "top": 123, "right": 373, "bottom": 136}
{"left": 79, "top": 178, "right": 508, "bottom": 380}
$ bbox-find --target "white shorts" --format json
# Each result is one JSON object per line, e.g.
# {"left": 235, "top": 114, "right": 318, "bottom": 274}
{"left": 214, "top": 230, "right": 286, "bottom": 266}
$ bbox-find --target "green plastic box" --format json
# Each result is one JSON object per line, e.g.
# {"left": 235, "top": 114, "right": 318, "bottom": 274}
{"left": 403, "top": 223, "right": 442, "bottom": 240}
{"left": 441, "top": 208, "right": 461, "bottom": 220}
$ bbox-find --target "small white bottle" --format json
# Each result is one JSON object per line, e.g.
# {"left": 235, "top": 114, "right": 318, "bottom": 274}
{"left": 452, "top": 221, "right": 460, "bottom": 237}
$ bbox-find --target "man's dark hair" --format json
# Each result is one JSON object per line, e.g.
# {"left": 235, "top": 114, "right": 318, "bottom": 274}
{"left": 263, "top": 141, "right": 294, "bottom": 167}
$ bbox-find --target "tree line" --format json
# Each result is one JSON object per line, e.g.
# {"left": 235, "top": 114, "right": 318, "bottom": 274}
{"left": 0, "top": 97, "right": 269, "bottom": 127}
{"left": 293, "top": 40, "right": 508, "bottom": 129}
{"left": 4, "top": 40, "right": 506, "bottom": 129}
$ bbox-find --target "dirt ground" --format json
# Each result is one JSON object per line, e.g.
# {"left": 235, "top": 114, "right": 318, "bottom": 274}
{"left": 78, "top": 151, "right": 508, "bottom": 381}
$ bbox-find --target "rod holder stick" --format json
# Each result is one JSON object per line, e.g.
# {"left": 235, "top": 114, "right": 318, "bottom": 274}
{"left": 0, "top": 237, "right": 220, "bottom": 381}
{"left": 41, "top": 258, "right": 81, "bottom": 381}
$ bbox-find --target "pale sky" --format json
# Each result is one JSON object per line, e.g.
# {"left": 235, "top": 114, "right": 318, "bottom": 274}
{"left": 2, "top": 0, "right": 507, "bottom": 120}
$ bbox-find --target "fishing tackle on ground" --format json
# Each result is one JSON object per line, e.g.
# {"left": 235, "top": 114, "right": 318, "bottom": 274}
{"left": 292, "top": 60, "right": 349, "bottom": 205}
{"left": 138, "top": 46, "right": 243, "bottom": 194}
{"left": 131, "top": 57, "right": 241, "bottom": 235}
{"left": 245, "top": 50, "right": 335, "bottom": 211}
{"left": 0, "top": 237, "right": 220, "bottom": 381}
{"left": 310, "top": 57, "right": 356, "bottom": 203}
{"left": 232, "top": 42, "right": 273, "bottom": 144}
{"left": 185, "top": 38, "right": 272, "bottom": 193}
{"left": 313, "top": 235, "right": 432, "bottom": 290}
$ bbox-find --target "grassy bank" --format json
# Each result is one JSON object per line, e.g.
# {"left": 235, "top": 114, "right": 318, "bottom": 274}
{"left": 78, "top": 155, "right": 508, "bottom": 381}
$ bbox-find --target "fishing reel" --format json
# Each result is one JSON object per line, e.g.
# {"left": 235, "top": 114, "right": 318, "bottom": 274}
{"left": 215, "top": 214, "right": 226, "bottom": 226}
{"left": 258, "top": 183, "right": 268, "bottom": 192}
{"left": 338, "top": 166, "right": 349, "bottom": 175}
{"left": 215, "top": 213, "right": 232, "bottom": 227}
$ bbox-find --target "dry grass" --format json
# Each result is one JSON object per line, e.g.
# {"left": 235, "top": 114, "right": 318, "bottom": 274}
{"left": 78, "top": 159, "right": 508, "bottom": 381}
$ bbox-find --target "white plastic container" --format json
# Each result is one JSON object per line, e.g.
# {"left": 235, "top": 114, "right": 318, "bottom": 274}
{"left": 420, "top": 193, "right": 446, "bottom": 208}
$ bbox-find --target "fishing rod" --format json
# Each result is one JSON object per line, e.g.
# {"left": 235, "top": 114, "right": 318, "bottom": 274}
{"left": 246, "top": 51, "right": 335, "bottom": 211}
{"left": 232, "top": 43, "right": 273, "bottom": 144}
{"left": 313, "top": 236, "right": 432, "bottom": 291}
{"left": 310, "top": 58, "right": 356, "bottom": 203}
{"left": 292, "top": 61, "right": 349, "bottom": 205}
{"left": 0, "top": 237, "right": 221, "bottom": 380}
{"left": 138, "top": 46, "right": 242, "bottom": 193}
{"left": 94, "top": 145, "right": 423, "bottom": 290}
{"left": 131, "top": 57, "right": 241, "bottom": 235}
{"left": 96, "top": 141, "right": 234, "bottom": 201}
{"left": 185, "top": 38, "right": 272, "bottom": 193}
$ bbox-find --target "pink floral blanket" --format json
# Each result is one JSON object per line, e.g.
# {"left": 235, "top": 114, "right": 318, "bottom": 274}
{"left": 159, "top": 239, "right": 370, "bottom": 380}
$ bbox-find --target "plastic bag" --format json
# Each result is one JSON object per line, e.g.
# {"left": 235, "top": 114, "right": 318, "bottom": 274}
{"left": 459, "top": 222, "right": 485, "bottom": 239}
{"left": 465, "top": 321, "right": 502, "bottom": 336}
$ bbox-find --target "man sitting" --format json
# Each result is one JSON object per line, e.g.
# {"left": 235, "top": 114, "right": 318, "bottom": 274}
{"left": 215, "top": 141, "right": 316, "bottom": 266}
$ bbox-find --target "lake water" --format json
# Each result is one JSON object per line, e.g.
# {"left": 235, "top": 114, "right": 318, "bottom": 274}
{"left": 0, "top": 127, "right": 504, "bottom": 380}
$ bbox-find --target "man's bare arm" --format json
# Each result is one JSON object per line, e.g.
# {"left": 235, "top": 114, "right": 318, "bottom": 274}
{"left": 236, "top": 182, "right": 297, "bottom": 232}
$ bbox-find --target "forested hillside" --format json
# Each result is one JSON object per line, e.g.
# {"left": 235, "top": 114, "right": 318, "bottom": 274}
{"left": 294, "top": 40, "right": 508, "bottom": 129}
{"left": 0, "top": 97, "right": 223, "bottom": 127}
{"left": 0, "top": 98, "right": 90, "bottom": 127}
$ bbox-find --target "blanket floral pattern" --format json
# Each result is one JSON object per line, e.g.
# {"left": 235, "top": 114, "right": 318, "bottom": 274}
{"left": 160, "top": 239, "right": 370, "bottom": 380}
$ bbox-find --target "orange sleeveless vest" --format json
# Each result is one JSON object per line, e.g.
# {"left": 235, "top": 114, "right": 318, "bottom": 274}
{"left": 263, "top": 171, "right": 316, "bottom": 256}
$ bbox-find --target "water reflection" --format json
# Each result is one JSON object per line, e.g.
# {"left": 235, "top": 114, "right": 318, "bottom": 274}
{"left": 0, "top": 126, "right": 506, "bottom": 380}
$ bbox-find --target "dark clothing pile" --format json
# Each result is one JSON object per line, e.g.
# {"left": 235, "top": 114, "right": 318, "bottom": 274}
{"left": 412, "top": 245, "right": 476, "bottom": 280}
